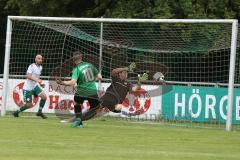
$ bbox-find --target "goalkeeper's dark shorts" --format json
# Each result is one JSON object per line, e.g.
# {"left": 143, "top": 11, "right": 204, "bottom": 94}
{"left": 74, "top": 94, "right": 100, "bottom": 109}
{"left": 99, "top": 93, "right": 121, "bottom": 112}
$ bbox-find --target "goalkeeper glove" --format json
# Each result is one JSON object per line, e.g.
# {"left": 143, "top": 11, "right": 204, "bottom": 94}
{"left": 127, "top": 62, "right": 136, "bottom": 72}
{"left": 137, "top": 72, "right": 149, "bottom": 86}
{"left": 138, "top": 72, "right": 149, "bottom": 81}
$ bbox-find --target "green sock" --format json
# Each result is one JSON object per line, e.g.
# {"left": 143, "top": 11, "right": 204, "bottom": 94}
{"left": 38, "top": 99, "right": 46, "bottom": 112}
{"left": 19, "top": 105, "right": 30, "bottom": 112}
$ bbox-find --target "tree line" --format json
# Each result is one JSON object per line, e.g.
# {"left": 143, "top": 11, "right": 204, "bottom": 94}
{"left": 0, "top": 0, "right": 240, "bottom": 74}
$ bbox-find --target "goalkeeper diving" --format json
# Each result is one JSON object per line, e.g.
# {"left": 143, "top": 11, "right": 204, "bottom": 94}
{"left": 81, "top": 62, "right": 149, "bottom": 121}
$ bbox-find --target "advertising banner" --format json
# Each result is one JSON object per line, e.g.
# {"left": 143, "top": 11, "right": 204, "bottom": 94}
{"left": 0, "top": 79, "right": 162, "bottom": 118}
{"left": 162, "top": 86, "right": 240, "bottom": 124}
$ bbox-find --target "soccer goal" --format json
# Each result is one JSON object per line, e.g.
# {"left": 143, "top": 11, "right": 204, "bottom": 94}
{"left": 2, "top": 16, "right": 239, "bottom": 131}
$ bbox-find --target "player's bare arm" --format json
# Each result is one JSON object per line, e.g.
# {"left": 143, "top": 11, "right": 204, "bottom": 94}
{"left": 27, "top": 73, "right": 45, "bottom": 88}
{"left": 57, "top": 79, "right": 77, "bottom": 86}
{"left": 26, "top": 73, "right": 41, "bottom": 83}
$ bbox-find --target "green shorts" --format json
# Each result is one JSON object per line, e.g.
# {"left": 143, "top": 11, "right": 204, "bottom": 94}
{"left": 23, "top": 85, "right": 43, "bottom": 103}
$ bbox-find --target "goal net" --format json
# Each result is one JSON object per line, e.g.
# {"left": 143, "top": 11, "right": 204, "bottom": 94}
{"left": 2, "top": 17, "right": 239, "bottom": 131}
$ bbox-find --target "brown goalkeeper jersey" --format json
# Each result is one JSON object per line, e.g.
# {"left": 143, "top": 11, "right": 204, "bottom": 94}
{"left": 100, "top": 75, "right": 132, "bottom": 111}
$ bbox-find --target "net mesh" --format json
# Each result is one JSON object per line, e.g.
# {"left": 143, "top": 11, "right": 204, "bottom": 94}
{"left": 9, "top": 21, "right": 239, "bottom": 83}
{"left": 4, "top": 19, "right": 240, "bottom": 130}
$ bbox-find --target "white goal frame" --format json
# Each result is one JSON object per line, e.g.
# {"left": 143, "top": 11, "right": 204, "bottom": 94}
{"left": 2, "top": 16, "right": 238, "bottom": 131}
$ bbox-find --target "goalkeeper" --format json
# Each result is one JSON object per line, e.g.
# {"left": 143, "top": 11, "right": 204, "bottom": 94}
{"left": 13, "top": 54, "right": 47, "bottom": 119}
{"left": 57, "top": 51, "right": 102, "bottom": 128}
{"left": 81, "top": 62, "right": 148, "bottom": 120}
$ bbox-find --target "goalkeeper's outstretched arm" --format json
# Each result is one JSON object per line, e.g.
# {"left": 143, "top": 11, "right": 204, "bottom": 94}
{"left": 111, "top": 62, "right": 136, "bottom": 77}
{"left": 131, "top": 72, "right": 149, "bottom": 92}
{"left": 132, "top": 85, "right": 141, "bottom": 92}
{"left": 111, "top": 67, "right": 128, "bottom": 77}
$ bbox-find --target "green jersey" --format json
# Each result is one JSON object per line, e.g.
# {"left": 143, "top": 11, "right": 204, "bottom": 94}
{"left": 71, "top": 62, "right": 98, "bottom": 97}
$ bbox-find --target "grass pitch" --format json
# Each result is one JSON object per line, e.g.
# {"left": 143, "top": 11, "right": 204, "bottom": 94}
{"left": 0, "top": 117, "right": 239, "bottom": 160}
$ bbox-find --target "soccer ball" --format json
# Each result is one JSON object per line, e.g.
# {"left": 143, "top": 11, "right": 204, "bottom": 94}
{"left": 153, "top": 72, "right": 164, "bottom": 82}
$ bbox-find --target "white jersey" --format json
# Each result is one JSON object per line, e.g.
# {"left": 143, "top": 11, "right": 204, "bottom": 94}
{"left": 23, "top": 63, "right": 42, "bottom": 90}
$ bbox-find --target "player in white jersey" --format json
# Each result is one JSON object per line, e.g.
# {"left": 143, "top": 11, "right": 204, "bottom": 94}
{"left": 13, "top": 54, "right": 48, "bottom": 119}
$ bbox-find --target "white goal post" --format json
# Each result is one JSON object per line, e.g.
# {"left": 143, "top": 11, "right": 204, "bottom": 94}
{"left": 2, "top": 16, "right": 239, "bottom": 131}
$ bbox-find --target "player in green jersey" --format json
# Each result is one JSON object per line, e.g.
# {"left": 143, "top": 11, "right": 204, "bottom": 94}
{"left": 57, "top": 51, "right": 102, "bottom": 128}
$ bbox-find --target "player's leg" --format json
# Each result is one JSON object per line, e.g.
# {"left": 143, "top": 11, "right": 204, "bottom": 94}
{"left": 71, "top": 95, "right": 85, "bottom": 128}
{"left": 80, "top": 94, "right": 100, "bottom": 121}
{"left": 81, "top": 95, "right": 140, "bottom": 119}
{"left": 34, "top": 86, "right": 47, "bottom": 119}
{"left": 86, "top": 94, "right": 100, "bottom": 109}
{"left": 114, "top": 104, "right": 141, "bottom": 116}
{"left": 59, "top": 95, "right": 84, "bottom": 124}
{"left": 86, "top": 94, "right": 118, "bottom": 119}
{"left": 84, "top": 103, "right": 121, "bottom": 120}
{"left": 13, "top": 90, "right": 33, "bottom": 117}
{"left": 80, "top": 94, "right": 115, "bottom": 121}
{"left": 81, "top": 105, "right": 103, "bottom": 121}
{"left": 73, "top": 95, "right": 85, "bottom": 118}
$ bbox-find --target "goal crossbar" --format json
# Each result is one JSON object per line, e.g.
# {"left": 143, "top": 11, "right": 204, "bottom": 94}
{"left": 8, "top": 16, "right": 236, "bottom": 23}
